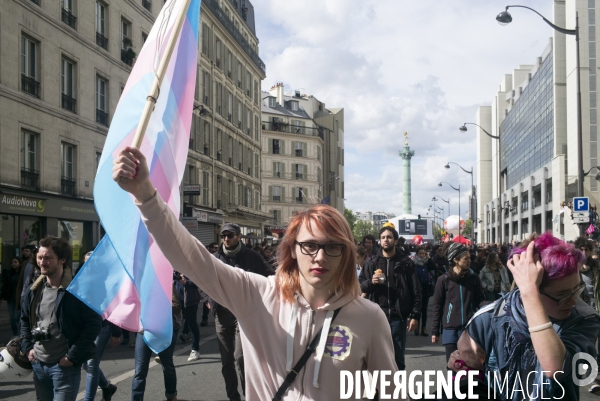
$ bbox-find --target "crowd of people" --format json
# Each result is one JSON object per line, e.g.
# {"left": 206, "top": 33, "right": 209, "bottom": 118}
{"left": 1, "top": 146, "right": 600, "bottom": 400}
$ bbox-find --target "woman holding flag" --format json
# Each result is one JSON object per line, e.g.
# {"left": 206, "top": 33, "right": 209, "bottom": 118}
{"left": 112, "top": 146, "right": 401, "bottom": 401}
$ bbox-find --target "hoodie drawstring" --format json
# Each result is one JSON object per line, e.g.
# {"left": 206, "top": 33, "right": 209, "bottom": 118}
{"left": 312, "top": 309, "right": 334, "bottom": 388}
{"left": 286, "top": 296, "right": 299, "bottom": 372}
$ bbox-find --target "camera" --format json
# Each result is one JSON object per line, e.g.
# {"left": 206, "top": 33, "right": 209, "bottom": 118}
{"left": 31, "top": 325, "right": 52, "bottom": 342}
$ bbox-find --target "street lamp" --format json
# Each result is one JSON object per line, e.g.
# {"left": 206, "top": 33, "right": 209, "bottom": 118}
{"left": 444, "top": 162, "right": 475, "bottom": 237}
{"left": 497, "top": 4, "right": 583, "bottom": 236}
{"left": 583, "top": 166, "right": 600, "bottom": 180}
{"left": 433, "top": 196, "right": 450, "bottom": 217}
{"left": 439, "top": 182, "right": 461, "bottom": 238}
{"left": 460, "top": 122, "right": 501, "bottom": 243}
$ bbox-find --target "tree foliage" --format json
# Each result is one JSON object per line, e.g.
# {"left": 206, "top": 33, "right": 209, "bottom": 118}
{"left": 353, "top": 220, "right": 378, "bottom": 241}
{"left": 463, "top": 219, "right": 473, "bottom": 237}
{"left": 344, "top": 207, "right": 357, "bottom": 232}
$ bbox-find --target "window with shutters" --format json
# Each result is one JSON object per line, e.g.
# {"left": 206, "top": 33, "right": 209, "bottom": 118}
{"left": 295, "top": 164, "right": 304, "bottom": 180}
{"left": 254, "top": 80, "right": 259, "bottom": 104}
{"left": 272, "top": 139, "right": 280, "bottom": 155}
{"left": 227, "top": 51, "right": 232, "bottom": 78}
{"left": 21, "top": 130, "right": 40, "bottom": 190}
{"left": 215, "top": 37, "right": 221, "bottom": 68}
{"left": 255, "top": 115, "right": 259, "bottom": 141}
{"left": 21, "top": 35, "right": 40, "bottom": 98}
{"left": 228, "top": 93, "right": 233, "bottom": 121}
{"left": 61, "top": 57, "right": 76, "bottom": 113}
{"left": 203, "top": 122, "right": 210, "bottom": 154}
{"left": 246, "top": 109, "right": 251, "bottom": 136}
{"left": 202, "top": 23, "right": 209, "bottom": 55}
{"left": 215, "top": 129, "right": 222, "bottom": 160}
{"left": 271, "top": 210, "right": 282, "bottom": 224}
{"left": 246, "top": 71, "right": 251, "bottom": 97}
{"left": 255, "top": 154, "right": 259, "bottom": 178}
{"left": 61, "top": 142, "right": 77, "bottom": 196}
{"left": 294, "top": 141, "right": 305, "bottom": 157}
{"left": 294, "top": 187, "right": 304, "bottom": 203}
{"left": 272, "top": 186, "right": 281, "bottom": 202}
{"left": 202, "top": 70, "right": 211, "bottom": 107}
{"left": 96, "top": 75, "right": 109, "bottom": 126}
{"left": 237, "top": 61, "right": 242, "bottom": 87}
{"left": 202, "top": 171, "right": 210, "bottom": 206}
{"left": 237, "top": 101, "right": 242, "bottom": 129}
{"left": 273, "top": 162, "right": 282, "bottom": 178}
{"left": 238, "top": 142, "right": 243, "bottom": 170}
{"left": 245, "top": 187, "right": 251, "bottom": 208}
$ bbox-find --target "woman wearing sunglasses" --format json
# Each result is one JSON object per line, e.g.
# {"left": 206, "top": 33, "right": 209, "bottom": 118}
{"left": 112, "top": 147, "right": 399, "bottom": 401}
{"left": 448, "top": 232, "right": 600, "bottom": 400}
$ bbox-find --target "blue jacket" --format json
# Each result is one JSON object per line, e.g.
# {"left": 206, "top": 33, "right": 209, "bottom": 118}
{"left": 467, "top": 294, "right": 600, "bottom": 400}
{"left": 20, "top": 268, "right": 102, "bottom": 365}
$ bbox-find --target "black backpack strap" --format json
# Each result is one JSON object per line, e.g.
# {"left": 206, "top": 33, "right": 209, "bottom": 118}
{"left": 272, "top": 307, "right": 342, "bottom": 401}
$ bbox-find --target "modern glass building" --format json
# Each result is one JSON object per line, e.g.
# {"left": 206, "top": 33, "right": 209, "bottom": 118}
{"left": 500, "top": 52, "right": 554, "bottom": 189}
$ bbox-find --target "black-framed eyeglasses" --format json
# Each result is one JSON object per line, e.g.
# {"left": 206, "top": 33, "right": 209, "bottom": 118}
{"left": 295, "top": 241, "right": 345, "bottom": 257}
{"left": 221, "top": 233, "right": 237, "bottom": 239}
{"left": 539, "top": 282, "right": 585, "bottom": 306}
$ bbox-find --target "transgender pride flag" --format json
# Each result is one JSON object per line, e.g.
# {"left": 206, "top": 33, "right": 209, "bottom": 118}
{"left": 68, "top": 0, "right": 201, "bottom": 353}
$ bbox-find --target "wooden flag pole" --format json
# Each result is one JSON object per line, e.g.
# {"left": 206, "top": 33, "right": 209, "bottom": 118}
{"left": 131, "top": 0, "right": 193, "bottom": 149}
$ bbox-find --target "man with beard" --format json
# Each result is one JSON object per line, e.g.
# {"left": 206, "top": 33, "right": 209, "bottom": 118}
{"left": 20, "top": 236, "right": 101, "bottom": 401}
{"left": 361, "top": 234, "right": 378, "bottom": 262}
{"left": 359, "top": 226, "right": 422, "bottom": 370}
{"left": 210, "top": 223, "right": 274, "bottom": 401}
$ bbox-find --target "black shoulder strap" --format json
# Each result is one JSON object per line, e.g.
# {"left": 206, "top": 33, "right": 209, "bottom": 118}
{"left": 272, "top": 307, "right": 342, "bottom": 401}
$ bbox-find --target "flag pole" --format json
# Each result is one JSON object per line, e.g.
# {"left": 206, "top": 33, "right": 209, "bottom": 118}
{"left": 131, "top": 0, "right": 193, "bottom": 148}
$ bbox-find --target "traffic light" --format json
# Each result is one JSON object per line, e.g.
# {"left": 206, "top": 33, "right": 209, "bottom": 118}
{"left": 418, "top": 214, "right": 421, "bottom": 220}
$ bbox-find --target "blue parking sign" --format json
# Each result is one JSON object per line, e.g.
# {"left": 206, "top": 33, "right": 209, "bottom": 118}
{"left": 573, "top": 197, "right": 589, "bottom": 212}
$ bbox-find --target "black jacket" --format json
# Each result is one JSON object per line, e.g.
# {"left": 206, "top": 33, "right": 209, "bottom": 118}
{"left": 20, "top": 268, "right": 102, "bottom": 365}
{"left": 359, "top": 249, "right": 422, "bottom": 320}
{"left": 431, "top": 267, "right": 486, "bottom": 336}
{"left": 207, "top": 243, "right": 274, "bottom": 313}
{"left": 1, "top": 267, "right": 21, "bottom": 302}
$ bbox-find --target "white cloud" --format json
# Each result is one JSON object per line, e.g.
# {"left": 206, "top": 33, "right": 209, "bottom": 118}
{"left": 251, "top": 0, "right": 554, "bottom": 218}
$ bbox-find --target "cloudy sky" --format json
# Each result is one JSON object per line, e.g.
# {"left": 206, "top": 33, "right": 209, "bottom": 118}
{"left": 251, "top": 0, "right": 556, "bottom": 219}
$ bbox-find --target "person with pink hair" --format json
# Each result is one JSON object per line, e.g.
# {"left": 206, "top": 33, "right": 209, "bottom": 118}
{"left": 448, "top": 232, "right": 600, "bottom": 399}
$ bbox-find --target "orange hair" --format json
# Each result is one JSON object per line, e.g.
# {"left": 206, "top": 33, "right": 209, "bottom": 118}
{"left": 275, "top": 205, "right": 359, "bottom": 303}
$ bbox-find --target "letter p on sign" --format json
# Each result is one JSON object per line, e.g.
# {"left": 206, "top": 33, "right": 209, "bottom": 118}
{"left": 573, "top": 197, "right": 589, "bottom": 212}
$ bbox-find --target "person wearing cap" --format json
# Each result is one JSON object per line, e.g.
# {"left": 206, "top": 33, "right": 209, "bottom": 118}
{"left": 359, "top": 225, "right": 422, "bottom": 371}
{"left": 430, "top": 242, "right": 486, "bottom": 362}
{"left": 209, "top": 222, "right": 274, "bottom": 401}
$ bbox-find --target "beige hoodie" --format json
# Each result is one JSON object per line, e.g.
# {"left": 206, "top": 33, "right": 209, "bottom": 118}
{"left": 138, "top": 192, "right": 399, "bottom": 401}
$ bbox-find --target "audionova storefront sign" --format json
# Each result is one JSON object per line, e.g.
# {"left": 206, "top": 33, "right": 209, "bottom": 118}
{"left": 0, "top": 192, "right": 99, "bottom": 221}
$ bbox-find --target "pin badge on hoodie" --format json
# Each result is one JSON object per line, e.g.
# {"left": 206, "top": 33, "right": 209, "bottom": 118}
{"left": 323, "top": 325, "right": 352, "bottom": 360}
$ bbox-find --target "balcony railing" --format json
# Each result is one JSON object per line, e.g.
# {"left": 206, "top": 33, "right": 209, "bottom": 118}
{"left": 121, "top": 49, "right": 134, "bottom": 66}
{"left": 21, "top": 168, "right": 39, "bottom": 190}
{"left": 61, "top": 177, "right": 77, "bottom": 196}
{"left": 142, "top": 0, "right": 152, "bottom": 11}
{"left": 22, "top": 75, "right": 40, "bottom": 98}
{"left": 96, "top": 109, "right": 109, "bottom": 126}
{"left": 61, "top": 8, "right": 77, "bottom": 29}
{"left": 96, "top": 32, "right": 108, "bottom": 50}
{"left": 262, "top": 121, "right": 324, "bottom": 140}
{"left": 62, "top": 93, "right": 76, "bottom": 113}
{"left": 204, "top": 0, "right": 266, "bottom": 75}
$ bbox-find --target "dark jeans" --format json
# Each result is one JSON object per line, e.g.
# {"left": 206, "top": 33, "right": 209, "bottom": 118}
{"left": 215, "top": 307, "right": 245, "bottom": 401}
{"left": 32, "top": 361, "right": 81, "bottom": 401}
{"left": 389, "top": 317, "right": 407, "bottom": 370}
{"left": 83, "top": 324, "right": 111, "bottom": 401}
{"left": 182, "top": 304, "right": 200, "bottom": 351}
{"left": 7, "top": 299, "right": 19, "bottom": 336}
{"left": 131, "top": 329, "right": 178, "bottom": 401}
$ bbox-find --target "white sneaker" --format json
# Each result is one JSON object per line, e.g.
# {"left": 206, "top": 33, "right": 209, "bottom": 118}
{"left": 187, "top": 350, "right": 200, "bottom": 361}
{"left": 154, "top": 355, "right": 161, "bottom": 364}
